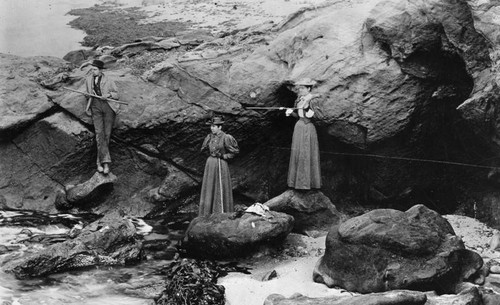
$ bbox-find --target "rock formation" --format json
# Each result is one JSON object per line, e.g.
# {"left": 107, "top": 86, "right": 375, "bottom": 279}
{"left": 182, "top": 211, "right": 294, "bottom": 259}
{"left": 0, "top": 0, "right": 500, "bottom": 228}
{"left": 264, "top": 189, "right": 344, "bottom": 235}
{"left": 5, "top": 218, "right": 143, "bottom": 279}
{"left": 313, "top": 205, "right": 483, "bottom": 294}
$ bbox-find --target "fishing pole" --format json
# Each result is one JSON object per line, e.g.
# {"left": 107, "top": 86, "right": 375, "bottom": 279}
{"left": 63, "top": 87, "right": 129, "bottom": 105}
{"left": 245, "top": 107, "right": 299, "bottom": 110}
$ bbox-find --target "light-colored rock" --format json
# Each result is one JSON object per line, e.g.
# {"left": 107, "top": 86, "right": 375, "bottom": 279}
{"left": 425, "top": 285, "right": 482, "bottom": 305}
{"left": 265, "top": 189, "right": 344, "bottom": 233}
{"left": 263, "top": 290, "right": 426, "bottom": 305}
{"left": 66, "top": 171, "right": 118, "bottom": 203}
{"left": 490, "top": 265, "right": 500, "bottom": 274}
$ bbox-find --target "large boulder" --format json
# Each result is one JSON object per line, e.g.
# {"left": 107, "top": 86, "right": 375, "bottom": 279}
{"left": 264, "top": 189, "right": 344, "bottom": 234}
{"left": 4, "top": 218, "right": 143, "bottom": 279}
{"left": 0, "top": 54, "right": 70, "bottom": 140}
{"left": 0, "top": 112, "right": 93, "bottom": 212}
{"left": 183, "top": 211, "right": 294, "bottom": 259}
{"left": 313, "top": 204, "right": 483, "bottom": 294}
{"left": 457, "top": 0, "right": 500, "bottom": 154}
{"left": 0, "top": 109, "right": 166, "bottom": 216}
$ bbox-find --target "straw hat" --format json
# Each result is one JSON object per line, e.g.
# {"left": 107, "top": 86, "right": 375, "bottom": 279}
{"left": 294, "top": 78, "right": 317, "bottom": 86}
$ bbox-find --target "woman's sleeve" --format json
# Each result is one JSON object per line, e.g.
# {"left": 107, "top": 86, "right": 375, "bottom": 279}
{"left": 201, "top": 134, "right": 210, "bottom": 152}
{"left": 309, "top": 95, "right": 325, "bottom": 120}
{"left": 223, "top": 134, "right": 239, "bottom": 159}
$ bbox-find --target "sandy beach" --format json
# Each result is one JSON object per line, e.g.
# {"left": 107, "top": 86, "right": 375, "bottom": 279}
{"left": 219, "top": 214, "right": 500, "bottom": 304}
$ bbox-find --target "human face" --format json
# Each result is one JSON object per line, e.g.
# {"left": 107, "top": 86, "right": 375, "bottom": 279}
{"left": 210, "top": 124, "right": 222, "bottom": 134}
{"left": 91, "top": 66, "right": 102, "bottom": 77}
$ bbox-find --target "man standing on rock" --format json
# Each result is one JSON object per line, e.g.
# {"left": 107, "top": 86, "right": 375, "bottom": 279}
{"left": 85, "top": 59, "right": 120, "bottom": 175}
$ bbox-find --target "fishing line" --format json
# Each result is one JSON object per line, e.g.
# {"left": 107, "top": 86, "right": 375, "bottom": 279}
{"left": 270, "top": 145, "right": 500, "bottom": 170}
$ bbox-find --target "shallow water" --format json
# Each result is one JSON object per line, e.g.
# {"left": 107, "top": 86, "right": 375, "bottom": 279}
{"left": 0, "top": 0, "right": 99, "bottom": 57}
{"left": 0, "top": 0, "right": 159, "bottom": 58}
{"left": 0, "top": 209, "right": 183, "bottom": 305}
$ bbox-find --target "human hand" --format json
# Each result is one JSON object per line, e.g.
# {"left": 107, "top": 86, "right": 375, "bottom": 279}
{"left": 285, "top": 108, "right": 294, "bottom": 116}
{"left": 305, "top": 109, "right": 315, "bottom": 118}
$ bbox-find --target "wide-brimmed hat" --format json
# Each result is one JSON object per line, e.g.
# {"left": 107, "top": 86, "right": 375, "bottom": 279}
{"left": 206, "top": 116, "right": 225, "bottom": 125}
{"left": 90, "top": 59, "right": 105, "bottom": 69}
{"left": 294, "top": 78, "right": 317, "bottom": 86}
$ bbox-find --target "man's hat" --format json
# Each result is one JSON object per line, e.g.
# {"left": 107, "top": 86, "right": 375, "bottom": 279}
{"left": 295, "top": 78, "right": 317, "bottom": 86}
{"left": 90, "top": 59, "right": 105, "bottom": 69}
{"left": 206, "top": 116, "right": 225, "bottom": 125}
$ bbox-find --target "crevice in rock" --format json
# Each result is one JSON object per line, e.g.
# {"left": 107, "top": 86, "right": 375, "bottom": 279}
{"left": 0, "top": 104, "right": 60, "bottom": 143}
{"left": 9, "top": 139, "right": 66, "bottom": 189}
{"left": 172, "top": 63, "right": 234, "bottom": 102}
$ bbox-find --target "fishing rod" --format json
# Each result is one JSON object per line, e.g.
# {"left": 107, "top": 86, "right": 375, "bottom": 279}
{"left": 63, "top": 87, "right": 129, "bottom": 105}
{"left": 245, "top": 107, "right": 298, "bottom": 110}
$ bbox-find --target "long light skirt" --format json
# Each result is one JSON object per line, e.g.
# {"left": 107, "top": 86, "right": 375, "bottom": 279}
{"left": 287, "top": 119, "right": 321, "bottom": 190}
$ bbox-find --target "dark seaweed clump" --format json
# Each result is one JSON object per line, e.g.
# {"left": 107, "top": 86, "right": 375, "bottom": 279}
{"left": 155, "top": 259, "right": 250, "bottom": 305}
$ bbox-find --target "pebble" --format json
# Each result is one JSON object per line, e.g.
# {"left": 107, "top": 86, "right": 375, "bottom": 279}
{"left": 490, "top": 265, "right": 500, "bottom": 274}
{"left": 19, "top": 229, "right": 33, "bottom": 236}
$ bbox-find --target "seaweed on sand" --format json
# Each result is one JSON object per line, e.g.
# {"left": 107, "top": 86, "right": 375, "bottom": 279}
{"left": 155, "top": 258, "right": 251, "bottom": 305}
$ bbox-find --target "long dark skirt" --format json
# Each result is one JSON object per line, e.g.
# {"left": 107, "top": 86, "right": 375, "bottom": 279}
{"left": 287, "top": 118, "right": 321, "bottom": 189}
{"left": 199, "top": 156, "right": 234, "bottom": 216}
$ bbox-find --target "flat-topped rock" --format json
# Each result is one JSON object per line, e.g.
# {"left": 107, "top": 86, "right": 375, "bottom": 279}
{"left": 183, "top": 211, "right": 294, "bottom": 259}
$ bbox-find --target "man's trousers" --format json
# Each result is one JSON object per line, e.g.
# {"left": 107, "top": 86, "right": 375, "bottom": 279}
{"left": 91, "top": 99, "right": 115, "bottom": 166}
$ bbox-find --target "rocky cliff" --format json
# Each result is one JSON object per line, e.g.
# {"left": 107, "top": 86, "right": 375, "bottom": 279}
{"left": 1, "top": 0, "right": 500, "bottom": 227}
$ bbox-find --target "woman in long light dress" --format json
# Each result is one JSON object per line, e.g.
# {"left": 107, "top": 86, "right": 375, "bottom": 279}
{"left": 285, "top": 78, "right": 321, "bottom": 190}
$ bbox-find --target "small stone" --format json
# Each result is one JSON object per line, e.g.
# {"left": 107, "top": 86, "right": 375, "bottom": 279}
{"left": 262, "top": 270, "right": 278, "bottom": 281}
{"left": 19, "top": 229, "right": 33, "bottom": 236}
{"left": 490, "top": 265, "right": 500, "bottom": 274}
{"left": 474, "top": 273, "right": 485, "bottom": 285}
{"left": 0, "top": 245, "right": 9, "bottom": 254}
{"left": 54, "top": 189, "right": 71, "bottom": 210}
{"left": 68, "top": 223, "right": 83, "bottom": 238}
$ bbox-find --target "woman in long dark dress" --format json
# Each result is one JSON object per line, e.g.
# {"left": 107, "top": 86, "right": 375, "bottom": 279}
{"left": 285, "top": 78, "right": 321, "bottom": 190}
{"left": 199, "top": 116, "right": 240, "bottom": 216}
